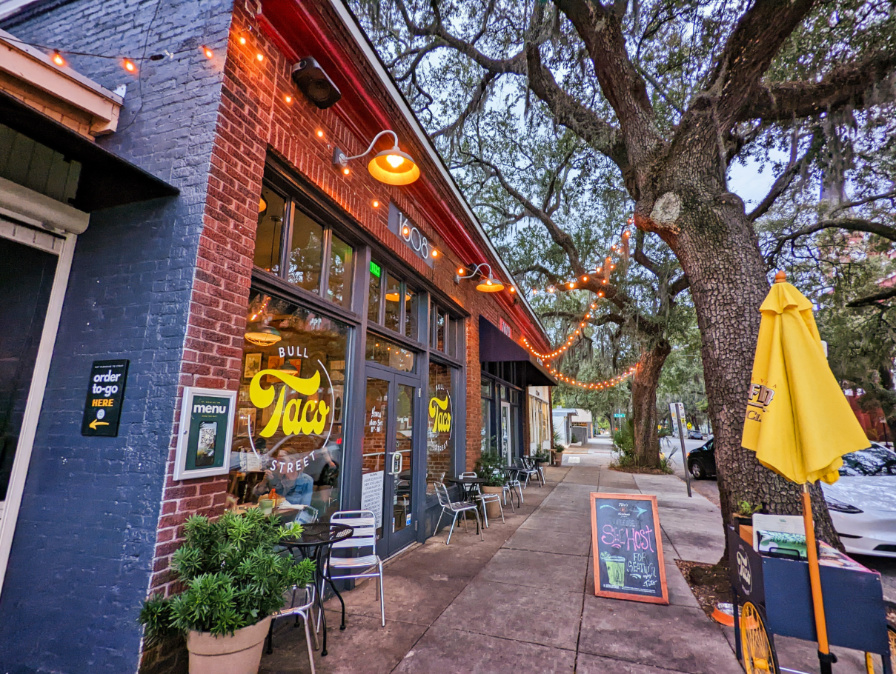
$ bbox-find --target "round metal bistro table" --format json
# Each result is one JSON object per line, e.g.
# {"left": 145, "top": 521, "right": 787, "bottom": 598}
{"left": 282, "top": 522, "right": 353, "bottom": 656}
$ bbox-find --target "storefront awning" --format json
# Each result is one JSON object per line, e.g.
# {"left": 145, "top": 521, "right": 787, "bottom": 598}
{"left": 479, "top": 317, "right": 557, "bottom": 387}
{"left": 0, "top": 91, "right": 179, "bottom": 211}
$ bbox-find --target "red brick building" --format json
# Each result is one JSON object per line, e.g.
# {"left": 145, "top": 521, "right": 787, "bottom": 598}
{"left": 0, "top": 0, "right": 554, "bottom": 669}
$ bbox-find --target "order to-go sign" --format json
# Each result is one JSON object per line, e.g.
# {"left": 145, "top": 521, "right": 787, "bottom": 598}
{"left": 81, "top": 359, "right": 129, "bottom": 437}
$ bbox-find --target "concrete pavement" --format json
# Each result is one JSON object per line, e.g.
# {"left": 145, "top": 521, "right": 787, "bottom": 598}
{"left": 260, "top": 458, "right": 745, "bottom": 673}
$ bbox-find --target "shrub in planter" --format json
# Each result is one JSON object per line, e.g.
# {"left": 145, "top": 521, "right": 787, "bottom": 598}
{"left": 139, "top": 509, "right": 315, "bottom": 674}
{"left": 475, "top": 450, "right": 507, "bottom": 519}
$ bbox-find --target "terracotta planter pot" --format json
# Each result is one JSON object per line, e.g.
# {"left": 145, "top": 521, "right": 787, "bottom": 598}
{"left": 186, "top": 616, "right": 271, "bottom": 674}
{"left": 481, "top": 485, "right": 503, "bottom": 519}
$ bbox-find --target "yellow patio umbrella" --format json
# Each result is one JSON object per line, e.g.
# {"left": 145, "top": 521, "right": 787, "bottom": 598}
{"left": 742, "top": 271, "right": 868, "bottom": 673}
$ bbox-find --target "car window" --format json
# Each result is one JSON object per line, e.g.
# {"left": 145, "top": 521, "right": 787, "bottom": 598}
{"left": 839, "top": 445, "right": 896, "bottom": 476}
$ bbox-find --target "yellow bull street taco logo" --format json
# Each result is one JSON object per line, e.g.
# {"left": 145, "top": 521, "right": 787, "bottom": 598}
{"left": 428, "top": 387, "right": 452, "bottom": 452}
{"left": 249, "top": 366, "right": 332, "bottom": 439}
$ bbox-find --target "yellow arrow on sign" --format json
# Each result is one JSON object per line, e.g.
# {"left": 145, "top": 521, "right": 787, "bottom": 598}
{"left": 89, "top": 418, "right": 109, "bottom": 430}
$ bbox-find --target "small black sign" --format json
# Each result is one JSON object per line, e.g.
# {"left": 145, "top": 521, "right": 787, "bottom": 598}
{"left": 590, "top": 493, "right": 668, "bottom": 604}
{"left": 81, "top": 359, "right": 129, "bottom": 437}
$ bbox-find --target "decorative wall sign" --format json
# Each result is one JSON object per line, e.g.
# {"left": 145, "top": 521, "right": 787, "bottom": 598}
{"left": 174, "top": 387, "right": 236, "bottom": 480}
{"left": 388, "top": 202, "right": 434, "bottom": 266}
{"left": 81, "top": 359, "right": 129, "bottom": 437}
{"left": 428, "top": 385, "right": 452, "bottom": 452}
{"left": 590, "top": 493, "right": 668, "bottom": 604}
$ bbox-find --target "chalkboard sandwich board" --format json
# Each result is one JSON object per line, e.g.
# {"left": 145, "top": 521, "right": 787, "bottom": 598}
{"left": 590, "top": 493, "right": 668, "bottom": 604}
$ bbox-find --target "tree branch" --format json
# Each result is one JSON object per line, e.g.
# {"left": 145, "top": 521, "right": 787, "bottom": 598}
{"left": 747, "top": 131, "right": 821, "bottom": 221}
{"left": 847, "top": 287, "right": 896, "bottom": 308}
{"left": 740, "top": 49, "right": 896, "bottom": 123}
{"left": 432, "top": 71, "right": 498, "bottom": 139}
{"left": 767, "top": 218, "right": 896, "bottom": 265}
{"left": 706, "top": 0, "right": 815, "bottom": 132}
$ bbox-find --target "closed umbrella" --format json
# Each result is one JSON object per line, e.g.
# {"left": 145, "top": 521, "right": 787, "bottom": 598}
{"left": 742, "top": 271, "right": 868, "bottom": 673}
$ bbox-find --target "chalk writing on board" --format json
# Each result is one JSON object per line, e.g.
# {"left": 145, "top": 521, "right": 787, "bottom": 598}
{"left": 591, "top": 494, "right": 668, "bottom": 604}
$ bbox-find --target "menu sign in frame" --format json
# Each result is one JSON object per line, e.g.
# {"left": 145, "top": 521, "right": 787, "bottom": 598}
{"left": 590, "top": 493, "right": 669, "bottom": 604}
{"left": 174, "top": 387, "right": 236, "bottom": 481}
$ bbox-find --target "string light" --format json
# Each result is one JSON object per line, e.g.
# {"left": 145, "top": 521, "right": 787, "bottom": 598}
{"left": 51, "top": 51, "right": 65, "bottom": 66}
{"left": 284, "top": 94, "right": 292, "bottom": 104}
{"left": 519, "top": 216, "right": 635, "bottom": 361}
{"left": 544, "top": 365, "right": 637, "bottom": 390}
{"left": 201, "top": 45, "right": 214, "bottom": 59}
{"left": 372, "top": 200, "right": 380, "bottom": 208}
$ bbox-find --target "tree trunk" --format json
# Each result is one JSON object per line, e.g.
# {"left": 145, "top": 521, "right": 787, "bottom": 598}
{"left": 647, "top": 181, "right": 840, "bottom": 548}
{"left": 631, "top": 338, "right": 671, "bottom": 468}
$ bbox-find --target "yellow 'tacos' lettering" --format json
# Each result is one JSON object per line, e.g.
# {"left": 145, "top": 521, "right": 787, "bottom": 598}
{"left": 429, "top": 395, "right": 451, "bottom": 433}
{"left": 250, "top": 369, "right": 328, "bottom": 437}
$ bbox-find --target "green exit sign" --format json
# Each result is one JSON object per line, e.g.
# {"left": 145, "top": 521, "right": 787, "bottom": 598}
{"left": 613, "top": 413, "right": 626, "bottom": 418}
{"left": 370, "top": 261, "right": 382, "bottom": 278}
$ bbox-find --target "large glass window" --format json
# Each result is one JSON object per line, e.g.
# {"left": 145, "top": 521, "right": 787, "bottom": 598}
{"left": 427, "top": 362, "right": 455, "bottom": 493}
{"left": 254, "top": 187, "right": 286, "bottom": 273}
{"left": 430, "top": 303, "right": 461, "bottom": 358}
{"left": 327, "top": 233, "right": 353, "bottom": 309}
{"left": 286, "top": 210, "right": 323, "bottom": 292}
{"left": 481, "top": 377, "right": 493, "bottom": 453}
{"left": 366, "top": 260, "right": 420, "bottom": 340}
{"left": 229, "top": 292, "right": 350, "bottom": 523}
{"left": 366, "top": 334, "right": 415, "bottom": 372}
{"left": 254, "top": 179, "right": 355, "bottom": 311}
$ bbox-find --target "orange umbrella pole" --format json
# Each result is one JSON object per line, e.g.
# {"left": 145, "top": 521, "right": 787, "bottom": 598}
{"left": 803, "top": 483, "right": 836, "bottom": 672}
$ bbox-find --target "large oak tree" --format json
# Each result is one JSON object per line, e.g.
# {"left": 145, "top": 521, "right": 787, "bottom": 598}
{"left": 355, "top": 0, "right": 896, "bottom": 540}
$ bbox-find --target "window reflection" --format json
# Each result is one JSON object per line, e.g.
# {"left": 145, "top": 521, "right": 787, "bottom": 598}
{"left": 383, "top": 273, "right": 401, "bottom": 332}
{"left": 230, "top": 292, "right": 349, "bottom": 523}
{"left": 365, "top": 335, "right": 415, "bottom": 372}
{"left": 254, "top": 187, "right": 285, "bottom": 273}
{"left": 404, "top": 286, "right": 418, "bottom": 340}
{"left": 287, "top": 210, "right": 323, "bottom": 292}
{"left": 327, "top": 233, "right": 353, "bottom": 309}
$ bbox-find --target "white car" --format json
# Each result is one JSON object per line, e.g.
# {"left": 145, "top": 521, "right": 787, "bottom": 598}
{"left": 821, "top": 443, "right": 896, "bottom": 558}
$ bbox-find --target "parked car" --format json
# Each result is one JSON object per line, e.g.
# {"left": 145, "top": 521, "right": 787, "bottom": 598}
{"left": 821, "top": 443, "right": 896, "bottom": 559}
{"left": 687, "top": 429, "right": 704, "bottom": 440}
{"left": 686, "top": 438, "right": 715, "bottom": 479}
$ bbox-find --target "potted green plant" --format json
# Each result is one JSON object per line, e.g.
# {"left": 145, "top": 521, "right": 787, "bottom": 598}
{"left": 734, "top": 500, "right": 763, "bottom": 529}
{"left": 139, "top": 509, "right": 315, "bottom": 674}
{"left": 475, "top": 450, "right": 507, "bottom": 519}
{"left": 551, "top": 432, "right": 566, "bottom": 466}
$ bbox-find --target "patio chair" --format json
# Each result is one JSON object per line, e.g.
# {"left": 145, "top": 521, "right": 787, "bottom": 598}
{"left": 434, "top": 482, "right": 483, "bottom": 545}
{"left": 461, "top": 472, "right": 504, "bottom": 528}
{"left": 502, "top": 467, "right": 523, "bottom": 508}
{"left": 513, "top": 457, "right": 539, "bottom": 488}
{"left": 324, "top": 510, "right": 385, "bottom": 628}
{"left": 266, "top": 584, "right": 317, "bottom": 673}
{"left": 524, "top": 456, "right": 546, "bottom": 487}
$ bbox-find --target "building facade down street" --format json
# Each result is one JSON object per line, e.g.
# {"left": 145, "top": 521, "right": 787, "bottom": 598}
{"left": 0, "top": 0, "right": 555, "bottom": 670}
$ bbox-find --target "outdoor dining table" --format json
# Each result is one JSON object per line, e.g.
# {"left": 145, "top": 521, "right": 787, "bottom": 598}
{"left": 281, "top": 522, "right": 353, "bottom": 657}
{"left": 444, "top": 475, "right": 489, "bottom": 502}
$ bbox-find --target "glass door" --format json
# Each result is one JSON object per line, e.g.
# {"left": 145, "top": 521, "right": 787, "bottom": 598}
{"left": 500, "top": 401, "right": 512, "bottom": 463}
{"left": 361, "top": 372, "right": 419, "bottom": 557}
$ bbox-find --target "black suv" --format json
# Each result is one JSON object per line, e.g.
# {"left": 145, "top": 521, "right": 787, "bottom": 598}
{"left": 687, "top": 438, "right": 716, "bottom": 479}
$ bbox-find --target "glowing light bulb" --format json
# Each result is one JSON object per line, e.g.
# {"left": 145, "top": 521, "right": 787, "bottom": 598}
{"left": 202, "top": 46, "right": 214, "bottom": 59}
{"left": 52, "top": 51, "right": 65, "bottom": 66}
{"left": 316, "top": 129, "right": 324, "bottom": 138}
{"left": 123, "top": 58, "right": 137, "bottom": 73}
{"left": 284, "top": 94, "right": 292, "bottom": 103}
{"left": 256, "top": 52, "right": 264, "bottom": 62}
{"left": 372, "top": 200, "right": 379, "bottom": 208}
{"left": 431, "top": 249, "right": 440, "bottom": 258}
{"left": 385, "top": 154, "right": 405, "bottom": 168}
{"left": 402, "top": 226, "right": 410, "bottom": 236}
{"left": 342, "top": 167, "right": 350, "bottom": 176}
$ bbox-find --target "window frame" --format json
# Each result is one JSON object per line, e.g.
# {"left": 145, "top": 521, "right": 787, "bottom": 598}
{"left": 254, "top": 175, "right": 359, "bottom": 314}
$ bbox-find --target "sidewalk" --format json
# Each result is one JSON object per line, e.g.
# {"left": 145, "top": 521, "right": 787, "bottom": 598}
{"left": 260, "top": 456, "right": 880, "bottom": 673}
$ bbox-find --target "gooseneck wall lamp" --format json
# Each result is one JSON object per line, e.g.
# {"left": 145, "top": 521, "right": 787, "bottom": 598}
{"left": 456, "top": 263, "right": 505, "bottom": 293}
{"left": 332, "top": 130, "right": 421, "bottom": 186}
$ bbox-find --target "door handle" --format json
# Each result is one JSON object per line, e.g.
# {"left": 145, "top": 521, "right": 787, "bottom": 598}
{"left": 389, "top": 451, "right": 403, "bottom": 476}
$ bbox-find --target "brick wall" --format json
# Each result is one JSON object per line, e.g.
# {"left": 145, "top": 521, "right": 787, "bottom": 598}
{"left": 0, "top": 1, "right": 233, "bottom": 671}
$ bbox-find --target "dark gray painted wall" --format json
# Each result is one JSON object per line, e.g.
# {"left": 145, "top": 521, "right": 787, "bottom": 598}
{"left": 0, "top": 1, "right": 233, "bottom": 671}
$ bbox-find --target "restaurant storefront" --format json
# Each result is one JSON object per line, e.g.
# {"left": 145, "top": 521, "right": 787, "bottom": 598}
{"left": 0, "top": 0, "right": 554, "bottom": 670}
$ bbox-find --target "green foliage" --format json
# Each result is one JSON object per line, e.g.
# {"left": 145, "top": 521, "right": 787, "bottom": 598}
{"left": 475, "top": 450, "right": 507, "bottom": 487}
{"left": 139, "top": 509, "right": 315, "bottom": 641}
{"left": 612, "top": 418, "right": 635, "bottom": 456}
{"left": 737, "top": 501, "right": 764, "bottom": 517}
